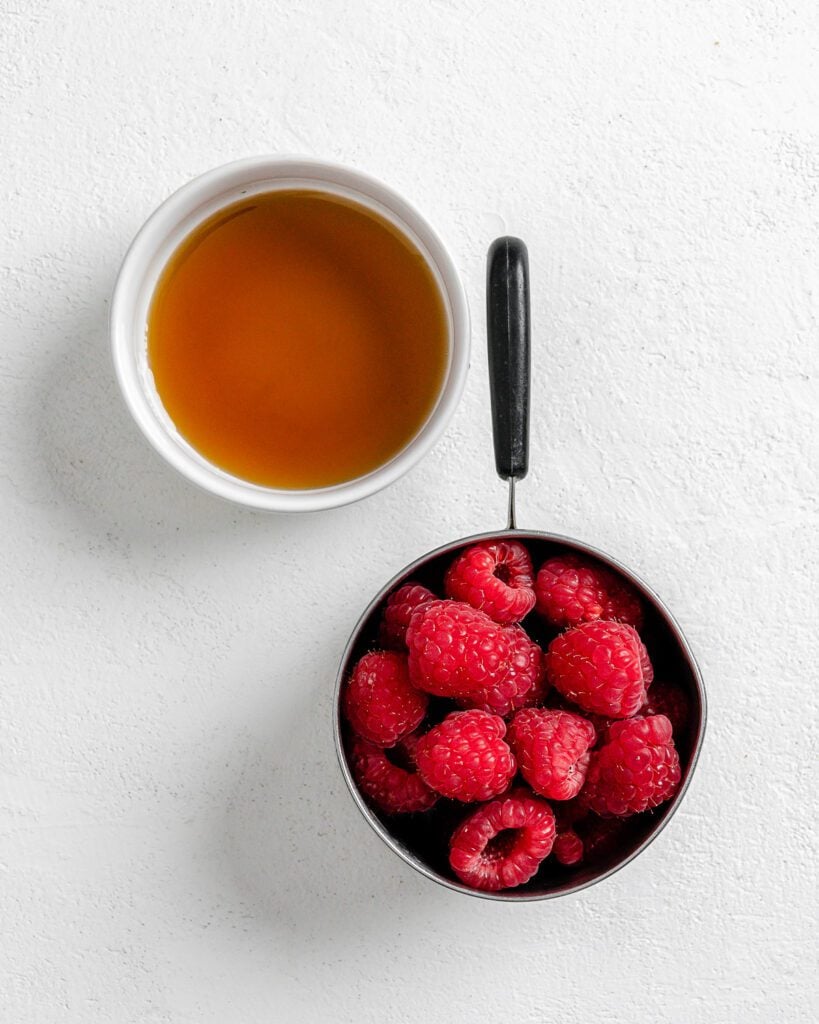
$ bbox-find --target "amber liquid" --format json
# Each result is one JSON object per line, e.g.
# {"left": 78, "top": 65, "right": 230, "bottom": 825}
{"left": 147, "top": 190, "right": 449, "bottom": 489}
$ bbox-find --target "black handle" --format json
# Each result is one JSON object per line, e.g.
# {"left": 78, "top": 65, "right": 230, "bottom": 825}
{"left": 487, "top": 236, "right": 530, "bottom": 482}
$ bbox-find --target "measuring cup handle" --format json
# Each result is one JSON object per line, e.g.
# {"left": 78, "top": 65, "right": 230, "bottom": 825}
{"left": 487, "top": 236, "right": 531, "bottom": 484}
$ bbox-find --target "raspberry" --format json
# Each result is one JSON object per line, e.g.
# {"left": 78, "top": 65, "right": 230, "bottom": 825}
{"left": 553, "top": 829, "right": 584, "bottom": 866}
{"left": 545, "top": 620, "right": 653, "bottom": 718}
{"left": 379, "top": 582, "right": 436, "bottom": 649}
{"left": 415, "top": 710, "right": 516, "bottom": 802}
{"left": 406, "top": 600, "right": 514, "bottom": 701}
{"left": 507, "top": 708, "right": 596, "bottom": 800}
{"left": 343, "top": 650, "right": 428, "bottom": 747}
{"left": 461, "top": 625, "right": 546, "bottom": 716}
{"left": 535, "top": 555, "right": 643, "bottom": 629}
{"left": 583, "top": 715, "right": 681, "bottom": 817}
{"left": 449, "top": 789, "right": 556, "bottom": 891}
{"left": 349, "top": 733, "right": 438, "bottom": 815}
{"left": 642, "top": 678, "right": 691, "bottom": 736}
{"left": 444, "top": 540, "right": 536, "bottom": 624}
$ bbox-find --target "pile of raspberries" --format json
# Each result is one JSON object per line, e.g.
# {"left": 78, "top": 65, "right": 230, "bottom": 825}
{"left": 342, "top": 541, "right": 688, "bottom": 892}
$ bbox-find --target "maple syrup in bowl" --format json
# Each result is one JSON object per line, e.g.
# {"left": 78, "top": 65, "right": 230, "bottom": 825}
{"left": 111, "top": 157, "right": 469, "bottom": 510}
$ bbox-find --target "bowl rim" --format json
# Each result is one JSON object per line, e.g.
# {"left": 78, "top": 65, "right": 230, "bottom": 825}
{"left": 110, "top": 154, "right": 470, "bottom": 512}
{"left": 333, "top": 528, "right": 707, "bottom": 901}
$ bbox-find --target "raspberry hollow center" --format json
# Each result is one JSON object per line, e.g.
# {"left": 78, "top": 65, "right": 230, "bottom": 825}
{"left": 493, "top": 563, "right": 512, "bottom": 585}
{"left": 483, "top": 829, "right": 520, "bottom": 861}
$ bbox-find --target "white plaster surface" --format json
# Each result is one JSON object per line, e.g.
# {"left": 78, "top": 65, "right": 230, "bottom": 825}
{"left": 1, "top": 2, "right": 818, "bottom": 1021}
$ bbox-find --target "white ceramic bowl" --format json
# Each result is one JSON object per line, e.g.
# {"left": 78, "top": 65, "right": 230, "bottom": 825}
{"left": 110, "top": 156, "right": 470, "bottom": 512}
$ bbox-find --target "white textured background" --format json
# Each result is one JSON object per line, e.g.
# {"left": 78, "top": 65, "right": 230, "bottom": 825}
{"left": 2, "top": 2, "right": 817, "bottom": 1021}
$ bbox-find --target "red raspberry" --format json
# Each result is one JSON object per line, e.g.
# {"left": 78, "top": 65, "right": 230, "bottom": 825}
{"left": 545, "top": 620, "right": 653, "bottom": 718}
{"left": 462, "top": 625, "right": 546, "bottom": 716}
{"left": 349, "top": 733, "right": 438, "bottom": 815}
{"left": 583, "top": 715, "right": 681, "bottom": 817}
{"left": 642, "top": 678, "right": 691, "bottom": 736}
{"left": 415, "top": 710, "right": 516, "bottom": 802}
{"left": 553, "top": 829, "right": 584, "bottom": 866}
{"left": 507, "top": 708, "right": 596, "bottom": 800}
{"left": 379, "top": 582, "right": 436, "bottom": 649}
{"left": 406, "top": 600, "right": 514, "bottom": 701}
{"left": 535, "top": 555, "right": 643, "bottom": 629}
{"left": 449, "top": 789, "right": 556, "bottom": 891}
{"left": 445, "top": 540, "right": 536, "bottom": 624}
{"left": 343, "top": 651, "right": 428, "bottom": 747}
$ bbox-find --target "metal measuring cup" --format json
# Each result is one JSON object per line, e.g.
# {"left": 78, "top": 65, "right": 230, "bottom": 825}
{"left": 334, "top": 237, "right": 706, "bottom": 901}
